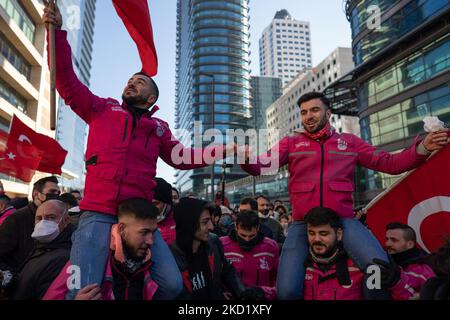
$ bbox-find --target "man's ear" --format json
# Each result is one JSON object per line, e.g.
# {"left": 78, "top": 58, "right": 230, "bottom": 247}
{"left": 326, "top": 109, "right": 332, "bottom": 120}
{"left": 118, "top": 222, "right": 126, "bottom": 235}
{"left": 146, "top": 94, "right": 157, "bottom": 107}
{"left": 406, "top": 240, "right": 415, "bottom": 250}
{"left": 336, "top": 228, "right": 343, "bottom": 241}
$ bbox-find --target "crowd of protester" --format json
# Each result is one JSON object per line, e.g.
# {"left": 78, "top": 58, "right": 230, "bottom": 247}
{"left": 0, "top": 177, "right": 448, "bottom": 300}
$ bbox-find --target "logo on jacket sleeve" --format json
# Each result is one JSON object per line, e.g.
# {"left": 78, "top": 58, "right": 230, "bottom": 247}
{"left": 295, "top": 141, "right": 310, "bottom": 148}
{"left": 337, "top": 138, "right": 348, "bottom": 151}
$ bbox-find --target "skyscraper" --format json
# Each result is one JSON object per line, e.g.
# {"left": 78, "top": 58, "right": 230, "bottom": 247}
{"left": 56, "top": 0, "right": 97, "bottom": 191}
{"left": 174, "top": 0, "right": 252, "bottom": 198}
{"left": 259, "top": 9, "right": 312, "bottom": 86}
{"left": 250, "top": 76, "right": 282, "bottom": 151}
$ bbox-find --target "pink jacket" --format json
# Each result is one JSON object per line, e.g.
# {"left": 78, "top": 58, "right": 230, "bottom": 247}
{"left": 0, "top": 207, "right": 16, "bottom": 225}
{"left": 42, "top": 225, "right": 158, "bottom": 300}
{"left": 242, "top": 131, "right": 428, "bottom": 220}
{"left": 220, "top": 235, "right": 279, "bottom": 300}
{"left": 158, "top": 210, "right": 176, "bottom": 246}
{"left": 304, "top": 258, "right": 364, "bottom": 300}
{"left": 52, "top": 30, "right": 222, "bottom": 215}
{"left": 391, "top": 263, "right": 435, "bottom": 300}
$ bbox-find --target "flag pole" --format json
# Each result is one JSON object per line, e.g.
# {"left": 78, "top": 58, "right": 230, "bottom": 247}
{"left": 48, "top": 0, "right": 57, "bottom": 131}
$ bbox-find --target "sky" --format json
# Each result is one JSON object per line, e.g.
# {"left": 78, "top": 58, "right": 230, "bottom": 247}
{"left": 89, "top": 0, "right": 352, "bottom": 185}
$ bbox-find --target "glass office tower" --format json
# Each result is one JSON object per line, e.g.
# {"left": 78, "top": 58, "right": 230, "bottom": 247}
{"left": 175, "top": 0, "right": 252, "bottom": 198}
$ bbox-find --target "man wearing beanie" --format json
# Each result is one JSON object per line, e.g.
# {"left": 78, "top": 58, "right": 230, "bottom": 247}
{"left": 171, "top": 198, "right": 263, "bottom": 300}
{"left": 153, "top": 178, "right": 176, "bottom": 246}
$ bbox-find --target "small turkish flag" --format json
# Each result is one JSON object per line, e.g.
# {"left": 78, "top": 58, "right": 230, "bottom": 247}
{"left": 8, "top": 115, "right": 67, "bottom": 174}
{"left": 0, "top": 129, "right": 43, "bottom": 182}
{"left": 366, "top": 144, "right": 450, "bottom": 253}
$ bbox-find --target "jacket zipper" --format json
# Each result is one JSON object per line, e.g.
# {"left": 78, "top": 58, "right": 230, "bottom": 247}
{"left": 320, "top": 143, "right": 324, "bottom": 207}
{"left": 145, "top": 131, "right": 151, "bottom": 149}
{"left": 123, "top": 115, "right": 129, "bottom": 142}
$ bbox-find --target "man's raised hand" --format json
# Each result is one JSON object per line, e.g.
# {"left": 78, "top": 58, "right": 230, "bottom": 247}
{"left": 42, "top": 0, "right": 63, "bottom": 30}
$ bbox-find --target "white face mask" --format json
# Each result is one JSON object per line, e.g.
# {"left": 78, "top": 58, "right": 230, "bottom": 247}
{"left": 31, "top": 216, "right": 63, "bottom": 243}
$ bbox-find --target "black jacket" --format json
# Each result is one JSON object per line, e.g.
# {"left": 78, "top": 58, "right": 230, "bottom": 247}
{"left": 12, "top": 224, "right": 74, "bottom": 300}
{"left": 420, "top": 277, "right": 450, "bottom": 300}
{"left": 0, "top": 203, "right": 37, "bottom": 273}
{"left": 171, "top": 233, "right": 245, "bottom": 300}
{"left": 259, "top": 216, "right": 285, "bottom": 245}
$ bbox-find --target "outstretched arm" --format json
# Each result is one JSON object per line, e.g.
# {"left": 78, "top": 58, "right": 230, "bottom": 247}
{"left": 240, "top": 137, "right": 290, "bottom": 176}
{"left": 43, "top": 1, "right": 106, "bottom": 123}
{"left": 356, "top": 130, "right": 449, "bottom": 175}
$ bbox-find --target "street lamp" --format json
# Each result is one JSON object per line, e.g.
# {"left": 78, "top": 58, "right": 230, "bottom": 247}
{"left": 199, "top": 72, "right": 216, "bottom": 202}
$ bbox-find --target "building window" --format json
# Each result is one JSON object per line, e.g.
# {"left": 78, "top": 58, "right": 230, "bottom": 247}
{"left": 0, "top": 33, "right": 31, "bottom": 79}
{"left": 0, "top": 0, "right": 36, "bottom": 43}
{"left": 0, "top": 78, "right": 28, "bottom": 114}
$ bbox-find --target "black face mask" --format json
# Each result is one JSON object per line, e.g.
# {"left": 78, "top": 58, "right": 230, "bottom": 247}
{"left": 236, "top": 232, "right": 263, "bottom": 252}
{"left": 43, "top": 193, "right": 60, "bottom": 202}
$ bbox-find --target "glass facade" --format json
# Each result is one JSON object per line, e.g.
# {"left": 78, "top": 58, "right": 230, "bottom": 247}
{"left": 0, "top": 0, "right": 35, "bottom": 43}
{"left": 349, "top": 0, "right": 449, "bottom": 65}
{"left": 250, "top": 76, "right": 283, "bottom": 130}
{"left": 338, "top": 0, "right": 450, "bottom": 204}
{"left": 0, "top": 77, "right": 27, "bottom": 114}
{"left": 175, "top": 0, "right": 251, "bottom": 197}
{"left": 0, "top": 32, "right": 31, "bottom": 79}
{"left": 361, "top": 83, "right": 450, "bottom": 147}
{"left": 358, "top": 35, "right": 450, "bottom": 110}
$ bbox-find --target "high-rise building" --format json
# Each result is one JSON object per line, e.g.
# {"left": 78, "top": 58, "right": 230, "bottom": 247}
{"left": 56, "top": 0, "right": 97, "bottom": 192}
{"left": 0, "top": 0, "right": 60, "bottom": 197}
{"left": 326, "top": 0, "right": 450, "bottom": 204}
{"left": 174, "top": 0, "right": 252, "bottom": 198}
{"left": 259, "top": 9, "right": 312, "bottom": 86}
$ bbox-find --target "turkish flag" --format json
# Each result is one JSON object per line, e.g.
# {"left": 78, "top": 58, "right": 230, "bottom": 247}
{"left": 8, "top": 115, "right": 67, "bottom": 175}
{"left": 0, "top": 129, "right": 44, "bottom": 182}
{"left": 366, "top": 144, "right": 450, "bottom": 253}
{"left": 112, "top": 0, "right": 158, "bottom": 76}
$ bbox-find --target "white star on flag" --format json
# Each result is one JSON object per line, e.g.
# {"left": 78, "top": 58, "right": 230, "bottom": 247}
{"left": 7, "top": 152, "right": 16, "bottom": 160}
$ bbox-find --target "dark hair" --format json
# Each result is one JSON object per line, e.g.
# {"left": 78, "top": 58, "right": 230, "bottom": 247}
{"left": 386, "top": 222, "right": 417, "bottom": 243}
{"left": 304, "top": 207, "right": 343, "bottom": 231}
{"left": 171, "top": 187, "right": 179, "bottom": 196}
{"left": 279, "top": 214, "right": 290, "bottom": 222}
{"left": 274, "top": 205, "right": 288, "bottom": 214}
{"left": 33, "top": 176, "right": 59, "bottom": 193}
{"left": 0, "top": 194, "right": 11, "bottom": 205}
{"left": 430, "top": 238, "right": 450, "bottom": 278}
{"left": 236, "top": 210, "right": 260, "bottom": 230}
{"left": 211, "top": 204, "right": 222, "bottom": 218}
{"left": 255, "top": 194, "right": 269, "bottom": 203}
{"left": 297, "top": 91, "right": 330, "bottom": 110}
{"left": 59, "top": 193, "right": 78, "bottom": 208}
{"left": 70, "top": 190, "right": 81, "bottom": 195}
{"left": 118, "top": 198, "right": 159, "bottom": 221}
{"left": 134, "top": 71, "right": 159, "bottom": 102}
{"left": 240, "top": 197, "right": 258, "bottom": 211}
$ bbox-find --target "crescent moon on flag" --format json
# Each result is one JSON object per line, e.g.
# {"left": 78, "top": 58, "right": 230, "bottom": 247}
{"left": 407, "top": 196, "right": 450, "bottom": 253}
{"left": 18, "top": 134, "right": 32, "bottom": 144}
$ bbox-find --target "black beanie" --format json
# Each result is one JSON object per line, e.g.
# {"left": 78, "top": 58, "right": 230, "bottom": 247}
{"left": 174, "top": 197, "right": 211, "bottom": 255}
{"left": 153, "top": 177, "right": 173, "bottom": 205}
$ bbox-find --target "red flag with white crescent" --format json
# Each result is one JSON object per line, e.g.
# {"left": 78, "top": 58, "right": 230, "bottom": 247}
{"left": 0, "top": 129, "right": 43, "bottom": 182}
{"left": 366, "top": 143, "right": 450, "bottom": 253}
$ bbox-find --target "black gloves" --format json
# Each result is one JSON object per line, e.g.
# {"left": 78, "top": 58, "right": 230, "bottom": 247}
{"left": 372, "top": 256, "right": 401, "bottom": 289}
{"left": 240, "top": 287, "right": 265, "bottom": 300}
